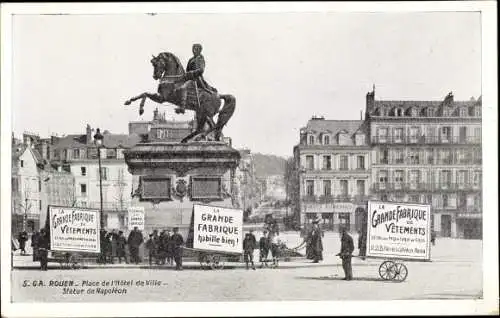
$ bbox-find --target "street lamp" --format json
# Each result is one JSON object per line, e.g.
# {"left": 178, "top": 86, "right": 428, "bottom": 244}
{"left": 93, "top": 128, "right": 104, "bottom": 229}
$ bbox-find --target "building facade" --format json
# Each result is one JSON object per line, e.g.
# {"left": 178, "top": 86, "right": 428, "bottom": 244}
{"left": 365, "top": 89, "right": 482, "bottom": 239}
{"left": 293, "top": 117, "right": 372, "bottom": 232}
{"left": 234, "top": 149, "right": 260, "bottom": 217}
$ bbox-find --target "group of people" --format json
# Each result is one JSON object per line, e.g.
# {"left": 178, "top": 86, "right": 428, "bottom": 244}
{"left": 97, "top": 226, "right": 184, "bottom": 270}
{"left": 241, "top": 228, "right": 284, "bottom": 270}
{"left": 145, "top": 227, "right": 184, "bottom": 270}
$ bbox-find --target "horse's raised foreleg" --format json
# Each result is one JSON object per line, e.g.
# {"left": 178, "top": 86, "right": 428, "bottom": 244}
{"left": 124, "top": 92, "right": 165, "bottom": 116}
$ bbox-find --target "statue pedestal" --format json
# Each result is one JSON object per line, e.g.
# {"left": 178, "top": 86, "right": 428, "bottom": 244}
{"left": 124, "top": 141, "right": 240, "bottom": 235}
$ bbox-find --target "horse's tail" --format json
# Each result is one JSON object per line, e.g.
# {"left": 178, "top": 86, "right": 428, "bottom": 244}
{"left": 215, "top": 94, "right": 236, "bottom": 129}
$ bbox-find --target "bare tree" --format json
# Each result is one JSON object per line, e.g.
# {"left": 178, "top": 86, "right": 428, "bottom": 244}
{"left": 14, "top": 182, "right": 33, "bottom": 232}
{"left": 114, "top": 168, "right": 127, "bottom": 216}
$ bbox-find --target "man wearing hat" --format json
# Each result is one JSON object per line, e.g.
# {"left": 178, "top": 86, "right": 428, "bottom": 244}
{"left": 116, "top": 230, "right": 128, "bottom": 264}
{"left": 337, "top": 227, "right": 354, "bottom": 280}
{"left": 310, "top": 220, "right": 324, "bottom": 263}
{"left": 170, "top": 227, "right": 184, "bottom": 270}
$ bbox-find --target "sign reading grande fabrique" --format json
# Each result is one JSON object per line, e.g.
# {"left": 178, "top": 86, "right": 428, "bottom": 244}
{"left": 127, "top": 206, "right": 145, "bottom": 230}
{"left": 193, "top": 204, "right": 243, "bottom": 254}
{"left": 366, "top": 201, "right": 431, "bottom": 261}
{"left": 49, "top": 206, "right": 100, "bottom": 253}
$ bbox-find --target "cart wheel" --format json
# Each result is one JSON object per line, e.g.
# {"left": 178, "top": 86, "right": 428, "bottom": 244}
{"left": 378, "top": 260, "right": 396, "bottom": 280}
{"left": 392, "top": 262, "right": 408, "bottom": 282}
{"left": 210, "top": 254, "right": 224, "bottom": 270}
{"left": 198, "top": 254, "right": 210, "bottom": 270}
{"left": 69, "top": 254, "right": 81, "bottom": 269}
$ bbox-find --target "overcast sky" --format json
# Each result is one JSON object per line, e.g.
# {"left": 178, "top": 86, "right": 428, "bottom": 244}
{"left": 11, "top": 11, "right": 481, "bottom": 157}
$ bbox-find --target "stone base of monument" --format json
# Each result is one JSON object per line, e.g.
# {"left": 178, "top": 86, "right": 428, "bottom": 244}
{"left": 124, "top": 141, "right": 240, "bottom": 237}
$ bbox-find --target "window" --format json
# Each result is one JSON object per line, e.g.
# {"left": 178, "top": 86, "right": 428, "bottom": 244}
{"left": 20, "top": 160, "right": 24, "bottom": 168}
{"left": 378, "top": 128, "right": 388, "bottom": 143}
{"left": 409, "top": 127, "right": 420, "bottom": 143}
{"left": 322, "top": 156, "right": 332, "bottom": 170}
{"left": 306, "top": 180, "right": 315, "bottom": 196}
{"left": 340, "top": 180, "right": 348, "bottom": 197}
{"left": 440, "top": 170, "right": 452, "bottom": 187}
{"left": 473, "top": 171, "right": 482, "bottom": 187}
{"left": 81, "top": 201, "right": 87, "bottom": 207}
{"left": 355, "top": 134, "right": 365, "bottom": 145}
{"left": 394, "top": 128, "right": 404, "bottom": 143}
{"left": 409, "top": 148, "right": 420, "bottom": 164}
{"left": 425, "top": 194, "right": 433, "bottom": 205}
{"left": 460, "top": 107, "right": 468, "bottom": 117}
{"left": 409, "top": 170, "right": 420, "bottom": 189}
{"left": 324, "top": 135, "right": 330, "bottom": 145}
{"left": 411, "top": 107, "right": 418, "bottom": 117}
{"left": 81, "top": 167, "right": 87, "bottom": 176}
{"left": 73, "top": 149, "right": 80, "bottom": 159}
{"left": 106, "top": 148, "right": 117, "bottom": 159}
{"left": 426, "top": 126, "right": 436, "bottom": 143}
{"left": 442, "top": 194, "right": 449, "bottom": 208}
{"left": 409, "top": 195, "right": 420, "bottom": 203}
{"left": 339, "top": 155, "right": 348, "bottom": 170}
{"left": 458, "top": 193, "right": 467, "bottom": 207}
{"left": 473, "top": 149, "right": 482, "bottom": 164}
{"left": 323, "top": 180, "right": 331, "bottom": 197}
{"left": 380, "top": 149, "right": 389, "bottom": 164}
{"left": 394, "top": 170, "right": 404, "bottom": 185}
{"left": 394, "top": 149, "right": 404, "bottom": 164}
{"left": 308, "top": 135, "right": 315, "bottom": 145}
{"left": 439, "top": 149, "right": 452, "bottom": 164}
{"left": 305, "top": 155, "right": 314, "bottom": 170}
{"left": 88, "top": 148, "right": 98, "bottom": 159}
{"left": 441, "top": 127, "right": 452, "bottom": 142}
{"left": 98, "top": 167, "right": 109, "bottom": 180}
{"left": 356, "top": 180, "right": 365, "bottom": 196}
{"left": 427, "top": 108, "right": 435, "bottom": 117}
{"left": 39, "top": 200, "right": 42, "bottom": 211}
{"left": 156, "top": 129, "right": 165, "bottom": 139}
{"left": 379, "top": 171, "right": 388, "bottom": 183}
{"left": 357, "top": 156, "right": 365, "bottom": 169}
{"left": 80, "top": 184, "right": 87, "bottom": 196}
{"left": 474, "top": 127, "right": 481, "bottom": 143}
{"left": 474, "top": 106, "right": 481, "bottom": 117}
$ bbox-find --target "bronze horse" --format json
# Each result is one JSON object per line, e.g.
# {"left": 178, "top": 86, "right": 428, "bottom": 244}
{"left": 124, "top": 52, "right": 235, "bottom": 143}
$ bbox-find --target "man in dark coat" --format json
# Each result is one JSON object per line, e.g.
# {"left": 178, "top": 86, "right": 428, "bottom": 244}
{"left": 170, "top": 227, "right": 184, "bottom": 270}
{"left": 259, "top": 230, "right": 270, "bottom": 267}
{"left": 31, "top": 231, "right": 41, "bottom": 261}
{"left": 127, "top": 226, "right": 144, "bottom": 264}
{"left": 310, "top": 222, "right": 324, "bottom": 263}
{"left": 243, "top": 232, "right": 257, "bottom": 270}
{"left": 337, "top": 227, "right": 355, "bottom": 280}
{"left": 38, "top": 229, "right": 50, "bottom": 271}
{"left": 18, "top": 231, "right": 28, "bottom": 255}
{"left": 176, "top": 43, "right": 217, "bottom": 114}
{"left": 116, "top": 231, "right": 128, "bottom": 264}
{"left": 358, "top": 229, "right": 367, "bottom": 260}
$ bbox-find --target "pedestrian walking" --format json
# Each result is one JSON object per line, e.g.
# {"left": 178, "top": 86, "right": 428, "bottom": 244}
{"left": 116, "top": 231, "right": 128, "bottom": 264}
{"left": 243, "top": 232, "right": 256, "bottom": 270}
{"left": 146, "top": 234, "right": 157, "bottom": 266}
{"left": 259, "top": 230, "right": 270, "bottom": 267}
{"left": 170, "top": 227, "right": 184, "bottom": 270}
{"left": 337, "top": 227, "right": 354, "bottom": 280}
{"left": 270, "top": 231, "right": 282, "bottom": 267}
{"left": 358, "top": 229, "right": 367, "bottom": 260}
{"left": 31, "top": 230, "right": 41, "bottom": 262}
{"left": 166, "top": 229, "right": 175, "bottom": 266}
{"left": 305, "top": 224, "right": 315, "bottom": 260}
{"left": 310, "top": 221, "right": 324, "bottom": 263}
{"left": 18, "top": 231, "right": 28, "bottom": 255}
{"left": 38, "top": 229, "right": 50, "bottom": 271}
{"left": 127, "top": 226, "right": 144, "bottom": 264}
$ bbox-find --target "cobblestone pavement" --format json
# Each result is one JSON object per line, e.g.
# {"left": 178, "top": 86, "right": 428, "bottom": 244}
{"left": 10, "top": 236, "right": 482, "bottom": 302}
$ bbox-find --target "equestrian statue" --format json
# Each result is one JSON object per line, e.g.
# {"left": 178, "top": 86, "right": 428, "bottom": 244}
{"left": 124, "top": 44, "right": 235, "bottom": 143}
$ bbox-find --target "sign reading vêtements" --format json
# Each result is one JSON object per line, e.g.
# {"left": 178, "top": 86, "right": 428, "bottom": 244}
{"left": 366, "top": 201, "right": 431, "bottom": 261}
{"left": 127, "top": 206, "right": 145, "bottom": 230}
{"left": 193, "top": 204, "right": 243, "bottom": 254}
{"left": 49, "top": 206, "right": 100, "bottom": 253}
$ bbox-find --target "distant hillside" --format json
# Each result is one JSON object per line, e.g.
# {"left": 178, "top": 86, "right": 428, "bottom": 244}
{"left": 252, "top": 153, "right": 287, "bottom": 178}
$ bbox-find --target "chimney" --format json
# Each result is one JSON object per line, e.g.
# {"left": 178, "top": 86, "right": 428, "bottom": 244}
{"left": 86, "top": 124, "right": 92, "bottom": 144}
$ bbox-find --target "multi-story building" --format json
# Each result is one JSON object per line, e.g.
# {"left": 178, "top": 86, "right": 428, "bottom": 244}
{"left": 47, "top": 125, "right": 140, "bottom": 229}
{"left": 365, "top": 89, "right": 482, "bottom": 239}
{"left": 293, "top": 117, "right": 371, "bottom": 231}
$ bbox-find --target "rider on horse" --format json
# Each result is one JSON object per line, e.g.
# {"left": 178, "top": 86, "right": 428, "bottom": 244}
{"left": 177, "top": 43, "right": 217, "bottom": 114}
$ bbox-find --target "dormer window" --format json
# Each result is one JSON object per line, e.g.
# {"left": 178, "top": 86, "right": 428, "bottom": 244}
{"left": 474, "top": 106, "right": 481, "bottom": 117}
{"left": 426, "top": 108, "right": 435, "bottom": 117}
{"left": 324, "top": 135, "right": 330, "bottom": 145}
{"left": 410, "top": 107, "right": 419, "bottom": 117}
{"left": 308, "top": 135, "right": 315, "bottom": 145}
{"left": 397, "top": 108, "right": 404, "bottom": 117}
{"left": 459, "top": 107, "right": 468, "bottom": 117}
